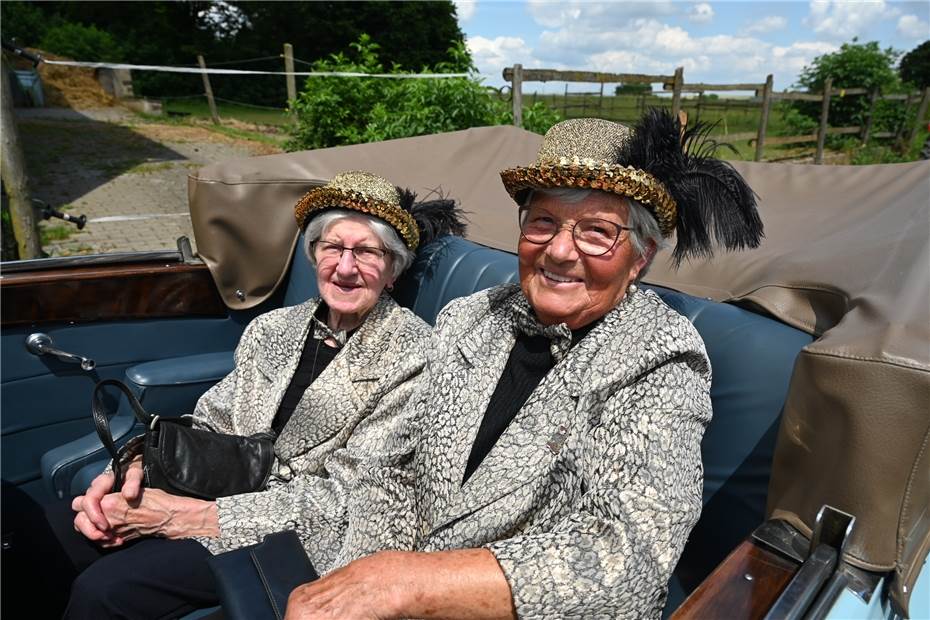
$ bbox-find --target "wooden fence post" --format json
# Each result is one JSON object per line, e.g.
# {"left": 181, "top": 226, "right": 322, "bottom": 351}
{"left": 0, "top": 53, "right": 42, "bottom": 259}
{"left": 895, "top": 92, "right": 915, "bottom": 149}
{"left": 815, "top": 77, "right": 832, "bottom": 164}
{"left": 861, "top": 88, "right": 879, "bottom": 144}
{"left": 755, "top": 74, "right": 773, "bottom": 162}
{"left": 670, "top": 66, "right": 684, "bottom": 117}
{"left": 197, "top": 54, "right": 220, "bottom": 125}
{"left": 695, "top": 91, "right": 703, "bottom": 124}
{"left": 906, "top": 87, "right": 930, "bottom": 146}
{"left": 283, "top": 43, "right": 296, "bottom": 103}
{"left": 512, "top": 63, "right": 523, "bottom": 127}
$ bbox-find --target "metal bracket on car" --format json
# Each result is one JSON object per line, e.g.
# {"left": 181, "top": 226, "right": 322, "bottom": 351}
{"left": 25, "top": 333, "right": 96, "bottom": 371}
{"left": 762, "top": 506, "right": 856, "bottom": 620}
{"left": 753, "top": 519, "right": 810, "bottom": 563}
{"left": 176, "top": 236, "right": 201, "bottom": 265}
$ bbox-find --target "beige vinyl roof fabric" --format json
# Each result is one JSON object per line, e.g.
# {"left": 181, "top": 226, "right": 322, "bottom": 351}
{"left": 644, "top": 159, "right": 930, "bottom": 614}
{"left": 189, "top": 127, "right": 929, "bottom": 612}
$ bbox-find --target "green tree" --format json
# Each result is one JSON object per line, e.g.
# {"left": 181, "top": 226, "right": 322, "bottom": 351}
{"left": 614, "top": 83, "right": 651, "bottom": 95}
{"left": 39, "top": 22, "right": 124, "bottom": 62}
{"left": 3, "top": 1, "right": 465, "bottom": 106}
{"left": 795, "top": 40, "right": 904, "bottom": 132}
{"left": 0, "top": 1, "right": 51, "bottom": 47}
{"left": 900, "top": 40, "right": 930, "bottom": 88}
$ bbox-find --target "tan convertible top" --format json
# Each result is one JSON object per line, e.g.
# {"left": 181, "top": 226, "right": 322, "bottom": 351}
{"left": 189, "top": 126, "right": 929, "bottom": 609}
{"left": 646, "top": 159, "right": 929, "bottom": 612}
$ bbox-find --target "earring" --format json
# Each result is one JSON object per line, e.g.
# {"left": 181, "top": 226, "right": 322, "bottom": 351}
{"left": 628, "top": 283, "right": 637, "bottom": 294}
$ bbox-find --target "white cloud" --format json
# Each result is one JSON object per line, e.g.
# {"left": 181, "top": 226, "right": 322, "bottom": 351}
{"left": 527, "top": 0, "right": 676, "bottom": 30}
{"left": 804, "top": 0, "right": 900, "bottom": 39}
{"left": 897, "top": 14, "right": 929, "bottom": 39}
{"left": 471, "top": 2, "right": 847, "bottom": 91}
{"left": 771, "top": 41, "right": 838, "bottom": 81}
{"left": 467, "top": 35, "right": 536, "bottom": 79}
{"left": 744, "top": 16, "right": 788, "bottom": 35}
{"left": 688, "top": 3, "right": 714, "bottom": 24}
{"left": 453, "top": 1, "right": 476, "bottom": 23}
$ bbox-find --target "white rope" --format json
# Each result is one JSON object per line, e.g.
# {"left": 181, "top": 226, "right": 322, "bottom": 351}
{"left": 41, "top": 59, "right": 469, "bottom": 79}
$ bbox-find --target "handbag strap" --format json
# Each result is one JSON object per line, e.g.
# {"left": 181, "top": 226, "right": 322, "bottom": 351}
{"left": 91, "top": 379, "right": 156, "bottom": 492}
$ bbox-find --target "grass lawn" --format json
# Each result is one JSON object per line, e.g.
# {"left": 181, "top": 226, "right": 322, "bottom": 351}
{"left": 161, "top": 98, "right": 291, "bottom": 126}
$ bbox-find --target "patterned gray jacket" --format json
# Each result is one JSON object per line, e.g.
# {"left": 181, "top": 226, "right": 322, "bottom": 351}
{"left": 339, "top": 284, "right": 712, "bottom": 619}
{"left": 189, "top": 294, "right": 431, "bottom": 572}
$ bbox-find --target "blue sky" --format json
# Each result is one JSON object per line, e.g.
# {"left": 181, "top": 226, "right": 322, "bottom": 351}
{"left": 453, "top": 1, "right": 930, "bottom": 93}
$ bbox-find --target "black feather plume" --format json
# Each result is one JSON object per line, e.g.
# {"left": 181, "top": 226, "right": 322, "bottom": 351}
{"left": 628, "top": 108, "right": 763, "bottom": 264}
{"left": 396, "top": 186, "right": 468, "bottom": 249}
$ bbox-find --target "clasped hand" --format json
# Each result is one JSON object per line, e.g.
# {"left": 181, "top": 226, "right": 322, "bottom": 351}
{"left": 72, "top": 457, "right": 218, "bottom": 545}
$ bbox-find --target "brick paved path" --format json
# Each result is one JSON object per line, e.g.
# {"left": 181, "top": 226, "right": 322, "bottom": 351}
{"left": 15, "top": 107, "right": 278, "bottom": 257}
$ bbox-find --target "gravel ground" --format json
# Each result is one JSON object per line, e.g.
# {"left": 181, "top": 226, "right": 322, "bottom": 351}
{"left": 15, "top": 107, "right": 283, "bottom": 256}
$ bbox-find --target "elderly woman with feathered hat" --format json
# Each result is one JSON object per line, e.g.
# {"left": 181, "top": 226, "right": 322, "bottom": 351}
{"left": 286, "top": 111, "right": 763, "bottom": 619}
{"left": 63, "top": 172, "right": 465, "bottom": 619}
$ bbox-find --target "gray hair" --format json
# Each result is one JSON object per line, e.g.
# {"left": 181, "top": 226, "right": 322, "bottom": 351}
{"left": 303, "top": 210, "right": 415, "bottom": 279}
{"left": 523, "top": 188, "right": 665, "bottom": 279}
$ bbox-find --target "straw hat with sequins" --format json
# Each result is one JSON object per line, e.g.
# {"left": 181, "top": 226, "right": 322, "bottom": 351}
{"left": 295, "top": 171, "right": 466, "bottom": 252}
{"left": 500, "top": 109, "right": 764, "bottom": 263}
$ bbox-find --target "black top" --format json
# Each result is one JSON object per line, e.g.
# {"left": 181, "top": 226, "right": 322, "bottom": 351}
{"left": 270, "top": 306, "right": 347, "bottom": 434}
{"left": 462, "top": 320, "right": 599, "bottom": 484}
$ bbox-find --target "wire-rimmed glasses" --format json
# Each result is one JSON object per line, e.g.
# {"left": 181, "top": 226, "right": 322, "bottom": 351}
{"left": 313, "top": 240, "right": 390, "bottom": 266}
{"left": 518, "top": 207, "right": 632, "bottom": 257}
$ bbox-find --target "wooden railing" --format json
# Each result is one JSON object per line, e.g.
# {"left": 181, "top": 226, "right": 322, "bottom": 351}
{"left": 503, "top": 65, "right": 930, "bottom": 164}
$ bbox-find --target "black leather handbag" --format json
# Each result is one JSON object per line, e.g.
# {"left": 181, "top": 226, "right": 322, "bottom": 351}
{"left": 92, "top": 378, "right": 276, "bottom": 501}
{"left": 207, "top": 530, "right": 319, "bottom": 620}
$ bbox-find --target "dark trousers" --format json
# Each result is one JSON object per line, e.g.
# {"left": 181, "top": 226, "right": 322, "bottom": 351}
{"left": 64, "top": 537, "right": 218, "bottom": 619}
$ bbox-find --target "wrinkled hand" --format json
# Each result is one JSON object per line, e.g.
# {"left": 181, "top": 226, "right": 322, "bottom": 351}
{"left": 74, "top": 485, "right": 218, "bottom": 548}
{"left": 285, "top": 551, "right": 407, "bottom": 620}
{"left": 71, "top": 457, "right": 144, "bottom": 545}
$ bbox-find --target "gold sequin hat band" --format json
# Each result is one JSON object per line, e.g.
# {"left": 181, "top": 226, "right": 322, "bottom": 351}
{"left": 500, "top": 118, "right": 678, "bottom": 237}
{"left": 294, "top": 171, "right": 420, "bottom": 251}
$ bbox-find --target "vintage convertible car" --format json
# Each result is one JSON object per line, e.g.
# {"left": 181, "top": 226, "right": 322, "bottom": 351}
{"left": 1, "top": 125, "right": 927, "bottom": 619}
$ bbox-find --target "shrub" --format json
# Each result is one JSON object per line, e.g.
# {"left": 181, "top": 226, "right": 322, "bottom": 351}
{"left": 286, "top": 35, "right": 560, "bottom": 151}
{"left": 775, "top": 102, "right": 818, "bottom": 136}
{"left": 514, "top": 101, "right": 563, "bottom": 135}
{"left": 39, "top": 22, "right": 123, "bottom": 62}
{"left": 363, "top": 43, "right": 508, "bottom": 142}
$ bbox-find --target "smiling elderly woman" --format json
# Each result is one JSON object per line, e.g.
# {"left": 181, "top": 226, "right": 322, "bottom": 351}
{"left": 64, "top": 171, "right": 464, "bottom": 619}
{"left": 285, "top": 112, "right": 764, "bottom": 619}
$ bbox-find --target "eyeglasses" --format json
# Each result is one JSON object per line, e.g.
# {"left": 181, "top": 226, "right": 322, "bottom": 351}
{"left": 518, "top": 207, "right": 633, "bottom": 257}
{"left": 313, "top": 240, "right": 389, "bottom": 266}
